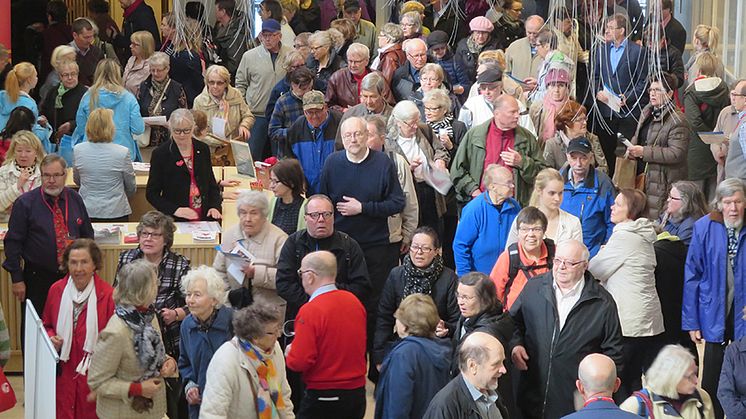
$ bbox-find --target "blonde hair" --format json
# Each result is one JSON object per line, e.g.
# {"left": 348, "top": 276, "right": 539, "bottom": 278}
{"left": 51, "top": 45, "right": 77, "bottom": 72}
{"left": 529, "top": 168, "right": 564, "bottom": 207}
{"left": 694, "top": 51, "right": 718, "bottom": 77}
{"left": 57, "top": 60, "right": 79, "bottom": 75}
{"left": 131, "top": 30, "right": 155, "bottom": 59}
{"left": 89, "top": 58, "right": 124, "bottom": 108}
{"left": 478, "top": 49, "right": 507, "bottom": 70}
{"left": 3, "top": 130, "right": 45, "bottom": 167}
{"left": 420, "top": 63, "right": 445, "bottom": 82}
{"left": 395, "top": 294, "right": 440, "bottom": 337}
{"left": 4, "top": 63, "right": 37, "bottom": 103}
{"left": 204, "top": 65, "right": 231, "bottom": 86}
{"left": 644, "top": 345, "right": 696, "bottom": 399}
{"left": 280, "top": 0, "right": 298, "bottom": 13}
{"left": 400, "top": 0, "right": 425, "bottom": 14}
{"left": 693, "top": 24, "right": 720, "bottom": 53}
{"left": 86, "top": 108, "right": 115, "bottom": 143}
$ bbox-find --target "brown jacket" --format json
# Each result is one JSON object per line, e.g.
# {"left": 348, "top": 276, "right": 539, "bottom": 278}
{"left": 378, "top": 44, "right": 406, "bottom": 85}
{"left": 631, "top": 105, "right": 690, "bottom": 219}
{"left": 325, "top": 68, "right": 395, "bottom": 112}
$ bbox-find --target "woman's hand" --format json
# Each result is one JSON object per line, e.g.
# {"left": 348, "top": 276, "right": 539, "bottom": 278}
{"left": 50, "top": 335, "right": 63, "bottom": 352}
{"left": 239, "top": 126, "right": 251, "bottom": 141}
{"left": 160, "top": 356, "right": 177, "bottom": 377}
{"left": 17, "top": 170, "right": 31, "bottom": 191}
{"left": 186, "top": 387, "right": 202, "bottom": 405}
{"left": 174, "top": 207, "right": 200, "bottom": 220}
{"left": 220, "top": 179, "right": 241, "bottom": 187}
{"left": 438, "top": 132, "right": 453, "bottom": 150}
{"left": 207, "top": 208, "right": 222, "bottom": 220}
{"left": 434, "top": 159, "right": 447, "bottom": 171}
{"left": 409, "top": 158, "right": 423, "bottom": 172}
{"left": 140, "top": 378, "right": 163, "bottom": 398}
{"left": 160, "top": 308, "right": 178, "bottom": 325}
{"left": 241, "top": 263, "right": 256, "bottom": 279}
{"left": 627, "top": 145, "right": 644, "bottom": 159}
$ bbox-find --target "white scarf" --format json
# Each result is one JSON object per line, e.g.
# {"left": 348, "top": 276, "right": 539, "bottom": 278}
{"left": 56, "top": 276, "right": 98, "bottom": 375}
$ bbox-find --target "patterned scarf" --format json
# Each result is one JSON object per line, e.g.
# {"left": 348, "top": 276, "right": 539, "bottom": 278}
{"left": 402, "top": 254, "right": 444, "bottom": 297}
{"left": 55, "top": 83, "right": 71, "bottom": 109}
{"left": 115, "top": 305, "right": 166, "bottom": 380}
{"left": 427, "top": 114, "right": 454, "bottom": 140}
{"left": 727, "top": 227, "right": 739, "bottom": 263}
{"left": 147, "top": 77, "right": 169, "bottom": 116}
{"left": 466, "top": 36, "right": 488, "bottom": 55}
{"left": 239, "top": 339, "right": 286, "bottom": 419}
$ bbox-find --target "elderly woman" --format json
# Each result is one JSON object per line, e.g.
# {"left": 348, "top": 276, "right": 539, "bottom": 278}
{"left": 178, "top": 266, "right": 234, "bottom": 419}
{"left": 123, "top": 31, "right": 155, "bottom": 95}
{"left": 455, "top": 17, "right": 499, "bottom": 84}
{"left": 38, "top": 45, "right": 77, "bottom": 103}
{"left": 136, "top": 52, "right": 188, "bottom": 147}
{"left": 73, "top": 59, "right": 145, "bottom": 162}
{"left": 42, "top": 239, "right": 115, "bottom": 419}
{"left": 506, "top": 168, "right": 582, "bottom": 247}
{"left": 201, "top": 302, "right": 293, "bottom": 417}
{"left": 423, "top": 89, "right": 467, "bottom": 161}
{"left": 410, "top": 63, "right": 459, "bottom": 118}
{"left": 116, "top": 211, "right": 191, "bottom": 418}
{"left": 193, "top": 65, "right": 254, "bottom": 141}
{"left": 625, "top": 73, "right": 690, "bottom": 220}
{"left": 543, "top": 100, "right": 608, "bottom": 174}
{"left": 589, "top": 189, "right": 665, "bottom": 400}
{"left": 374, "top": 226, "right": 458, "bottom": 365}
{"left": 146, "top": 109, "right": 222, "bottom": 221}
{"left": 40, "top": 60, "right": 87, "bottom": 142}
{"left": 400, "top": 11, "right": 424, "bottom": 41}
{"left": 375, "top": 294, "right": 452, "bottom": 419}
{"left": 658, "top": 181, "right": 709, "bottom": 245}
{"left": 214, "top": 190, "right": 288, "bottom": 313}
{"left": 306, "top": 31, "right": 344, "bottom": 91}
{"left": 529, "top": 68, "right": 572, "bottom": 144}
{"left": 89, "top": 259, "right": 176, "bottom": 418}
{"left": 388, "top": 100, "right": 449, "bottom": 233}
{"left": 0, "top": 130, "right": 45, "bottom": 222}
{"left": 372, "top": 23, "right": 406, "bottom": 84}
{"left": 269, "top": 158, "right": 308, "bottom": 235}
{"left": 74, "top": 108, "right": 136, "bottom": 222}
{"left": 620, "top": 344, "right": 715, "bottom": 418}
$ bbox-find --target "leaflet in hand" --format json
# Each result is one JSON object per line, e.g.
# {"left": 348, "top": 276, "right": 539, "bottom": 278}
{"left": 142, "top": 116, "right": 168, "bottom": 127}
{"left": 603, "top": 85, "right": 623, "bottom": 113}
{"left": 421, "top": 160, "right": 453, "bottom": 195}
{"left": 216, "top": 242, "right": 255, "bottom": 286}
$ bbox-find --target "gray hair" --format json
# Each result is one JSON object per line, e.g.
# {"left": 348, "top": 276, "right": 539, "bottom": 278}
{"left": 41, "top": 154, "right": 67, "bottom": 171}
{"left": 379, "top": 23, "right": 404, "bottom": 44}
{"left": 360, "top": 72, "right": 386, "bottom": 95}
{"left": 114, "top": 259, "right": 158, "bottom": 306}
{"left": 233, "top": 301, "right": 282, "bottom": 341}
{"left": 169, "top": 108, "right": 195, "bottom": 130}
{"left": 644, "top": 345, "right": 696, "bottom": 399}
{"left": 149, "top": 51, "right": 170, "bottom": 69}
{"left": 180, "top": 265, "right": 228, "bottom": 307}
{"left": 308, "top": 31, "right": 333, "bottom": 48}
{"left": 713, "top": 178, "right": 746, "bottom": 210}
{"left": 482, "top": 164, "right": 511, "bottom": 188}
{"left": 402, "top": 37, "right": 427, "bottom": 54}
{"left": 458, "top": 334, "right": 490, "bottom": 372}
{"left": 400, "top": 11, "right": 422, "bottom": 33}
{"left": 391, "top": 100, "right": 421, "bottom": 122}
{"left": 236, "top": 190, "right": 269, "bottom": 218}
{"left": 423, "top": 89, "right": 452, "bottom": 111}
{"left": 668, "top": 181, "right": 709, "bottom": 220}
{"left": 347, "top": 43, "right": 370, "bottom": 60}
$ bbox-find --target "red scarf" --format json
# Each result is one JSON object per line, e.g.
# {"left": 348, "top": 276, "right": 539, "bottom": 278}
{"left": 123, "top": 0, "right": 145, "bottom": 18}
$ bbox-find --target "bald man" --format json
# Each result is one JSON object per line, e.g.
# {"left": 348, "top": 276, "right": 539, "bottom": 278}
{"left": 504, "top": 15, "right": 546, "bottom": 90}
{"left": 424, "top": 332, "right": 509, "bottom": 419}
{"left": 562, "top": 354, "right": 638, "bottom": 418}
{"left": 286, "top": 250, "right": 368, "bottom": 418}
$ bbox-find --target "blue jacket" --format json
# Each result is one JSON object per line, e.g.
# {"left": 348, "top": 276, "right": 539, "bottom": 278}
{"left": 718, "top": 337, "right": 746, "bottom": 418}
{"left": 0, "top": 91, "right": 53, "bottom": 152}
{"left": 560, "top": 167, "right": 615, "bottom": 258}
{"left": 178, "top": 306, "right": 233, "bottom": 419}
{"left": 659, "top": 214, "right": 697, "bottom": 245}
{"left": 375, "top": 336, "right": 452, "bottom": 419}
{"left": 592, "top": 40, "right": 649, "bottom": 119}
{"left": 285, "top": 110, "right": 342, "bottom": 195}
{"left": 683, "top": 212, "right": 746, "bottom": 342}
{"left": 434, "top": 52, "right": 471, "bottom": 97}
{"left": 562, "top": 400, "right": 640, "bottom": 419}
{"left": 72, "top": 88, "right": 145, "bottom": 162}
{"left": 453, "top": 192, "right": 520, "bottom": 275}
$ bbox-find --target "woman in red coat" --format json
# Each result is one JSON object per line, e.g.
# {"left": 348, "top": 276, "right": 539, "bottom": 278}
{"left": 42, "top": 238, "right": 115, "bottom": 419}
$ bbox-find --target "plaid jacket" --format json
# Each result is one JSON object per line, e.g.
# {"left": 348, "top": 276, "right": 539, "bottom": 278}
{"left": 268, "top": 92, "right": 304, "bottom": 143}
{"left": 117, "top": 248, "right": 190, "bottom": 357}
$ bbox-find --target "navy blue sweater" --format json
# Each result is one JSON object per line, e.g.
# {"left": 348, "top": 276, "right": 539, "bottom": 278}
{"left": 320, "top": 150, "right": 405, "bottom": 249}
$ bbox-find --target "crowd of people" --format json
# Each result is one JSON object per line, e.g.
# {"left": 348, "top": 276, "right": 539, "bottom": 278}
{"left": 0, "top": 0, "right": 745, "bottom": 418}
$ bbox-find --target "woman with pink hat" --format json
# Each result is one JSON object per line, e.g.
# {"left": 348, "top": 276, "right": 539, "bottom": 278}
{"left": 455, "top": 17, "right": 500, "bottom": 84}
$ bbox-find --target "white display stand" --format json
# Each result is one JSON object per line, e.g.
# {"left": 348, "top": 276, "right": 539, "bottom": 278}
{"left": 24, "top": 302, "right": 59, "bottom": 419}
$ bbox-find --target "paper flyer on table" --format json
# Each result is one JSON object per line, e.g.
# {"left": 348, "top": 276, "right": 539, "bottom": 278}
{"left": 603, "top": 85, "right": 622, "bottom": 113}
{"left": 175, "top": 221, "right": 222, "bottom": 234}
{"left": 421, "top": 161, "right": 453, "bottom": 195}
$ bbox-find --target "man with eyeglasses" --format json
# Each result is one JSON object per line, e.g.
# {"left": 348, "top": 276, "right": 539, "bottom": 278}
{"left": 4, "top": 154, "right": 94, "bottom": 346}
{"left": 391, "top": 38, "right": 429, "bottom": 101}
{"left": 718, "top": 79, "right": 746, "bottom": 181}
{"left": 325, "top": 43, "right": 394, "bottom": 112}
{"left": 235, "top": 18, "right": 294, "bottom": 160}
{"left": 286, "top": 250, "right": 368, "bottom": 418}
{"left": 510, "top": 238, "right": 623, "bottom": 419}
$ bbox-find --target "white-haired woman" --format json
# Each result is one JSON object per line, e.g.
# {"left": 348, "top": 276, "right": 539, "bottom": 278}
{"left": 178, "top": 265, "right": 234, "bottom": 419}
{"left": 136, "top": 52, "right": 188, "bottom": 147}
{"left": 38, "top": 45, "right": 78, "bottom": 105}
{"left": 620, "top": 344, "right": 715, "bottom": 418}
{"left": 214, "top": 190, "right": 288, "bottom": 315}
{"left": 422, "top": 89, "right": 467, "bottom": 162}
{"left": 192, "top": 65, "right": 254, "bottom": 141}
{"left": 306, "top": 31, "right": 344, "bottom": 90}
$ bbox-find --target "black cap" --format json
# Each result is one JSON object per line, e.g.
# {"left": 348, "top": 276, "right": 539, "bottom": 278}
{"left": 427, "top": 30, "right": 449, "bottom": 48}
{"left": 567, "top": 137, "right": 593, "bottom": 155}
{"left": 477, "top": 68, "right": 502, "bottom": 84}
{"left": 343, "top": 0, "right": 361, "bottom": 11}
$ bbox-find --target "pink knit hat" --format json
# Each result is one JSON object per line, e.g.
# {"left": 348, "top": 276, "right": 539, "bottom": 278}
{"left": 469, "top": 16, "right": 494, "bottom": 33}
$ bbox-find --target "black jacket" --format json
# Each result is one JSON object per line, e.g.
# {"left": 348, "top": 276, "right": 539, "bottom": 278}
{"left": 423, "top": 374, "right": 509, "bottom": 419}
{"left": 493, "top": 16, "right": 525, "bottom": 51}
{"left": 373, "top": 264, "right": 459, "bottom": 364}
{"left": 392, "top": 61, "right": 421, "bottom": 102}
{"left": 39, "top": 83, "right": 87, "bottom": 133}
{"left": 169, "top": 50, "right": 204, "bottom": 107}
{"left": 116, "top": 1, "right": 161, "bottom": 57}
{"left": 509, "top": 271, "right": 624, "bottom": 419}
{"left": 136, "top": 76, "right": 188, "bottom": 120}
{"left": 275, "top": 229, "right": 372, "bottom": 320}
{"left": 455, "top": 37, "right": 500, "bottom": 84}
{"left": 657, "top": 43, "right": 686, "bottom": 91}
{"left": 146, "top": 139, "right": 221, "bottom": 220}
{"left": 663, "top": 17, "right": 687, "bottom": 54}
{"left": 305, "top": 49, "right": 345, "bottom": 91}
{"left": 654, "top": 239, "right": 698, "bottom": 355}
{"left": 423, "top": 6, "right": 467, "bottom": 47}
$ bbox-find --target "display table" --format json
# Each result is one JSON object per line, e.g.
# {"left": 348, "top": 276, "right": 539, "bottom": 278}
{"left": 0, "top": 222, "right": 220, "bottom": 372}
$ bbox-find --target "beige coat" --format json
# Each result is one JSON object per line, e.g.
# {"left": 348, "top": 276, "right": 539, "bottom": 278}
{"left": 201, "top": 338, "right": 294, "bottom": 419}
{"left": 235, "top": 44, "right": 293, "bottom": 115}
{"left": 620, "top": 387, "right": 715, "bottom": 419}
{"left": 193, "top": 85, "right": 255, "bottom": 140}
{"left": 87, "top": 315, "right": 167, "bottom": 419}
{"left": 386, "top": 152, "right": 419, "bottom": 246}
{"left": 504, "top": 37, "right": 543, "bottom": 81}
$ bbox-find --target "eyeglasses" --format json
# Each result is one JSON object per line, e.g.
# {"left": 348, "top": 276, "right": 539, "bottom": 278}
{"left": 42, "top": 173, "right": 66, "bottom": 180}
{"left": 172, "top": 128, "right": 193, "bottom": 135}
{"left": 342, "top": 131, "right": 367, "bottom": 140}
{"left": 648, "top": 87, "right": 665, "bottom": 94}
{"left": 60, "top": 72, "right": 79, "bottom": 78}
{"left": 140, "top": 231, "right": 164, "bottom": 238}
{"left": 424, "top": 106, "right": 442, "bottom": 112}
{"left": 407, "top": 52, "right": 427, "bottom": 59}
{"left": 305, "top": 211, "right": 333, "bottom": 220}
{"left": 553, "top": 258, "right": 585, "bottom": 268}
{"left": 264, "top": 325, "right": 283, "bottom": 337}
{"left": 518, "top": 226, "right": 544, "bottom": 234}
{"left": 207, "top": 80, "right": 226, "bottom": 86}
{"left": 297, "top": 268, "right": 317, "bottom": 277}
{"left": 294, "top": 43, "right": 308, "bottom": 49}
{"left": 400, "top": 119, "right": 419, "bottom": 129}
{"left": 410, "top": 245, "right": 434, "bottom": 254}
{"left": 494, "top": 181, "right": 515, "bottom": 188}
{"left": 420, "top": 77, "right": 440, "bottom": 83}
{"left": 269, "top": 177, "right": 282, "bottom": 186}
{"left": 310, "top": 45, "right": 326, "bottom": 51}
{"left": 731, "top": 91, "right": 745, "bottom": 97}
{"left": 455, "top": 293, "right": 476, "bottom": 301}
{"left": 668, "top": 194, "right": 681, "bottom": 201}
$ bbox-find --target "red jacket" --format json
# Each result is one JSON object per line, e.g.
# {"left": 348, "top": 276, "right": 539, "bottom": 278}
{"left": 42, "top": 274, "right": 115, "bottom": 419}
{"left": 286, "top": 289, "right": 367, "bottom": 390}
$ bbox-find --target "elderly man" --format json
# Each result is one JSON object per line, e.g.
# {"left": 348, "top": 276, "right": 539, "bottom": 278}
{"left": 338, "top": 72, "right": 393, "bottom": 128}
{"left": 325, "top": 43, "right": 394, "bottom": 112}
{"left": 720, "top": 79, "right": 746, "bottom": 181}
{"left": 683, "top": 178, "right": 746, "bottom": 419}
{"left": 510, "top": 239, "right": 624, "bottom": 419}
{"left": 212, "top": 0, "right": 250, "bottom": 78}
{"left": 504, "top": 15, "right": 545, "bottom": 91}
{"left": 4, "top": 155, "right": 94, "bottom": 332}
{"left": 69, "top": 18, "right": 103, "bottom": 86}
{"left": 236, "top": 18, "right": 294, "bottom": 160}
{"left": 391, "top": 38, "right": 428, "bottom": 102}
{"left": 424, "top": 332, "right": 509, "bottom": 418}
{"left": 286, "top": 250, "right": 368, "bottom": 419}
{"left": 559, "top": 137, "right": 615, "bottom": 258}
{"left": 452, "top": 94, "right": 545, "bottom": 207}
{"left": 453, "top": 165, "right": 520, "bottom": 276}
{"left": 285, "top": 90, "right": 343, "bottom": 194}
{"left": 342, "top": 0, "right": 376, "bottom": 56}
{"left": 268, "top": 67, "right": 315, "bottom": 157}
{"left": 562, "top": 354, "right": 638, "bottom": 419}
{"left": 365, "top": 114, "right": 419, "bottom": 254}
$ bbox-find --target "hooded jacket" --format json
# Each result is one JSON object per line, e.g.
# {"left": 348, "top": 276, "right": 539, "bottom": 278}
{"left": 589, "top": 218, "right": 665, "bottom": 337}
{"left": 685, "top": 77, "right": 730, "bottom": 181}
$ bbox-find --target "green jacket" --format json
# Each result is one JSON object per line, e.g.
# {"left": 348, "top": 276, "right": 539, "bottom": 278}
{"left": 450, "top": 120, "right": 545, "bottom": 206}
{"left": 269, "top": 195, "right": 308, "bottom": 233}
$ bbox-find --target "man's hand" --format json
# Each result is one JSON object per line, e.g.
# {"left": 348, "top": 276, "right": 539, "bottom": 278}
{"left": 160, "top": 308, "right": 178, "bottom": 325}
{"left": 12, "top": 282, "right": 26, "bottom": 301}
{"left": 512, "top": 345, "right": 530, "bottom": 370}
{"left": 500, "top": 147, "right": 522, "bottom": 167}
{"left": 523, "top": 77, "right": 538, "bottom": 91}
{"left": 435, "top": 319, "right": 448, "bottom": 337}
{"left": 688, "top": 330, "right": 702, "bottom": 344}
{"left": 596, "top": 90, "right": 609, "bottom": 104}
{"left": 337, "top": 196, "right": 362, "bottom": 216}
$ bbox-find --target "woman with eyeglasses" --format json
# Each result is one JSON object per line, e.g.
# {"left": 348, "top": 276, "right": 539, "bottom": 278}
{"left": 39, "top": 54, "right": 87, "bottom": 143}
{"left": 589, "top": 188, "right": 665, "bottom": 401}
{"left": 193, "top": 65, "right": 254, "bottom": 141}
{"left": 373, "top": 226, "right": 459, "bottom": 370}
{"left": 136, "top": 52, "right": 188, "bottom": 148}
{"left": 658, "top": 181, "right": 708, "bottom": 246}
{"left": 123, "top": 31, "right": 155, "bottom": 96}
{"left": 372, "top": 23, "right": 406, "bottom": 85}
{"left": 268, "top": 158, "right": 308, "bottom": 235}
{"left": 305, "top": 31, "right": 344, "bottom": 91}
{"left": 543, "top": 100, "right": 608, "bottom": 174}
{"left": 410, "top": 63, "right": 460, "bottom": 120}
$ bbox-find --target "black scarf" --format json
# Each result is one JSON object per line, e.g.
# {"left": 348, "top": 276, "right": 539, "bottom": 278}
{"left": 427, "top": 114, "right": 454, "bottom": 139}
{"left": 402, "top": 254, "right": 444, "bottom": 297}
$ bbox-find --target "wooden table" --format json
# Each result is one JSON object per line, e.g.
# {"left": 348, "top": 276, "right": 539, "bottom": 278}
{"left": 0, "top": 222, "right": 220, "bottom": 372}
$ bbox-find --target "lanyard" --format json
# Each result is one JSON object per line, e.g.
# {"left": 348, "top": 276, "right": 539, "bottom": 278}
{"left": 41, "top": 187, "right": 69, "bottom": 227}
{"left": 583, "top": 396, "right": 615, "bottom": 408}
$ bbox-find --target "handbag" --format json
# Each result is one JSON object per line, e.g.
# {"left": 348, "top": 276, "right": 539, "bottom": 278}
{"left": 612, "top": 157, "right": 646, "bottom": 191}
{"left": 0, "top": 366, "right": 17, "bottom": 413}
{"left": 136, "top": 80, "right": 171, "bottom": 148}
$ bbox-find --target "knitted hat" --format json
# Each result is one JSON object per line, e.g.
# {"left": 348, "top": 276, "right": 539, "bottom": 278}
{"left": 470, "top": 16, "right": 494, "bottom": 33}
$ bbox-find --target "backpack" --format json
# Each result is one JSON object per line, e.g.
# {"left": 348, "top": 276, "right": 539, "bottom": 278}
{"left": 503, "top": 238, "right": 555, "bottom": 307}
{"left": 633, "top": 388, "right": 706, "bottom": 418}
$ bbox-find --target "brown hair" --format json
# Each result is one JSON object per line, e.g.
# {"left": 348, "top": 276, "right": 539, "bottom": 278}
{"left": 330, "top": 18, "right": 356, "bottom": 42}
{"left": 458, "top": 272, "right": 501, "bottom": 313}
{"left": 271, "top": 158, "right": 306, "bottom": 197}
{"left": 554, "top": 100, "right": 586, "bottom": 132}
{"left": 62, "top": 238, "right": 104, "bottom": 272}
{"left": 618, "top": 188, "right": 648, "bottom": 220}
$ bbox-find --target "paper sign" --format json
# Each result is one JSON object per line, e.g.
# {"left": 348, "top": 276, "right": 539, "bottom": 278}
{"left": 603, "top": 85, "right": 622, "bottom": 113}
{"left": 212, "top": 117, "right": 227, "bottom": 139}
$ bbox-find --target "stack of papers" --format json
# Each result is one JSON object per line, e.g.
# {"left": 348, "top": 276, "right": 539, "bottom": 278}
{"left": 132, "top": 162, "right": 151, "bottom": 174}
{"left": 175, "top": 221, "right": 222, "bottom": 234}
{"left": 216, "top": 242, "right": 256, "bottom": 286}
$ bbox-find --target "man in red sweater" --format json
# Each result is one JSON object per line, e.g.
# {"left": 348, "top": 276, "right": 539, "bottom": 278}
{"left": 286, "top": 250, "right": 368, "bottom": 418}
